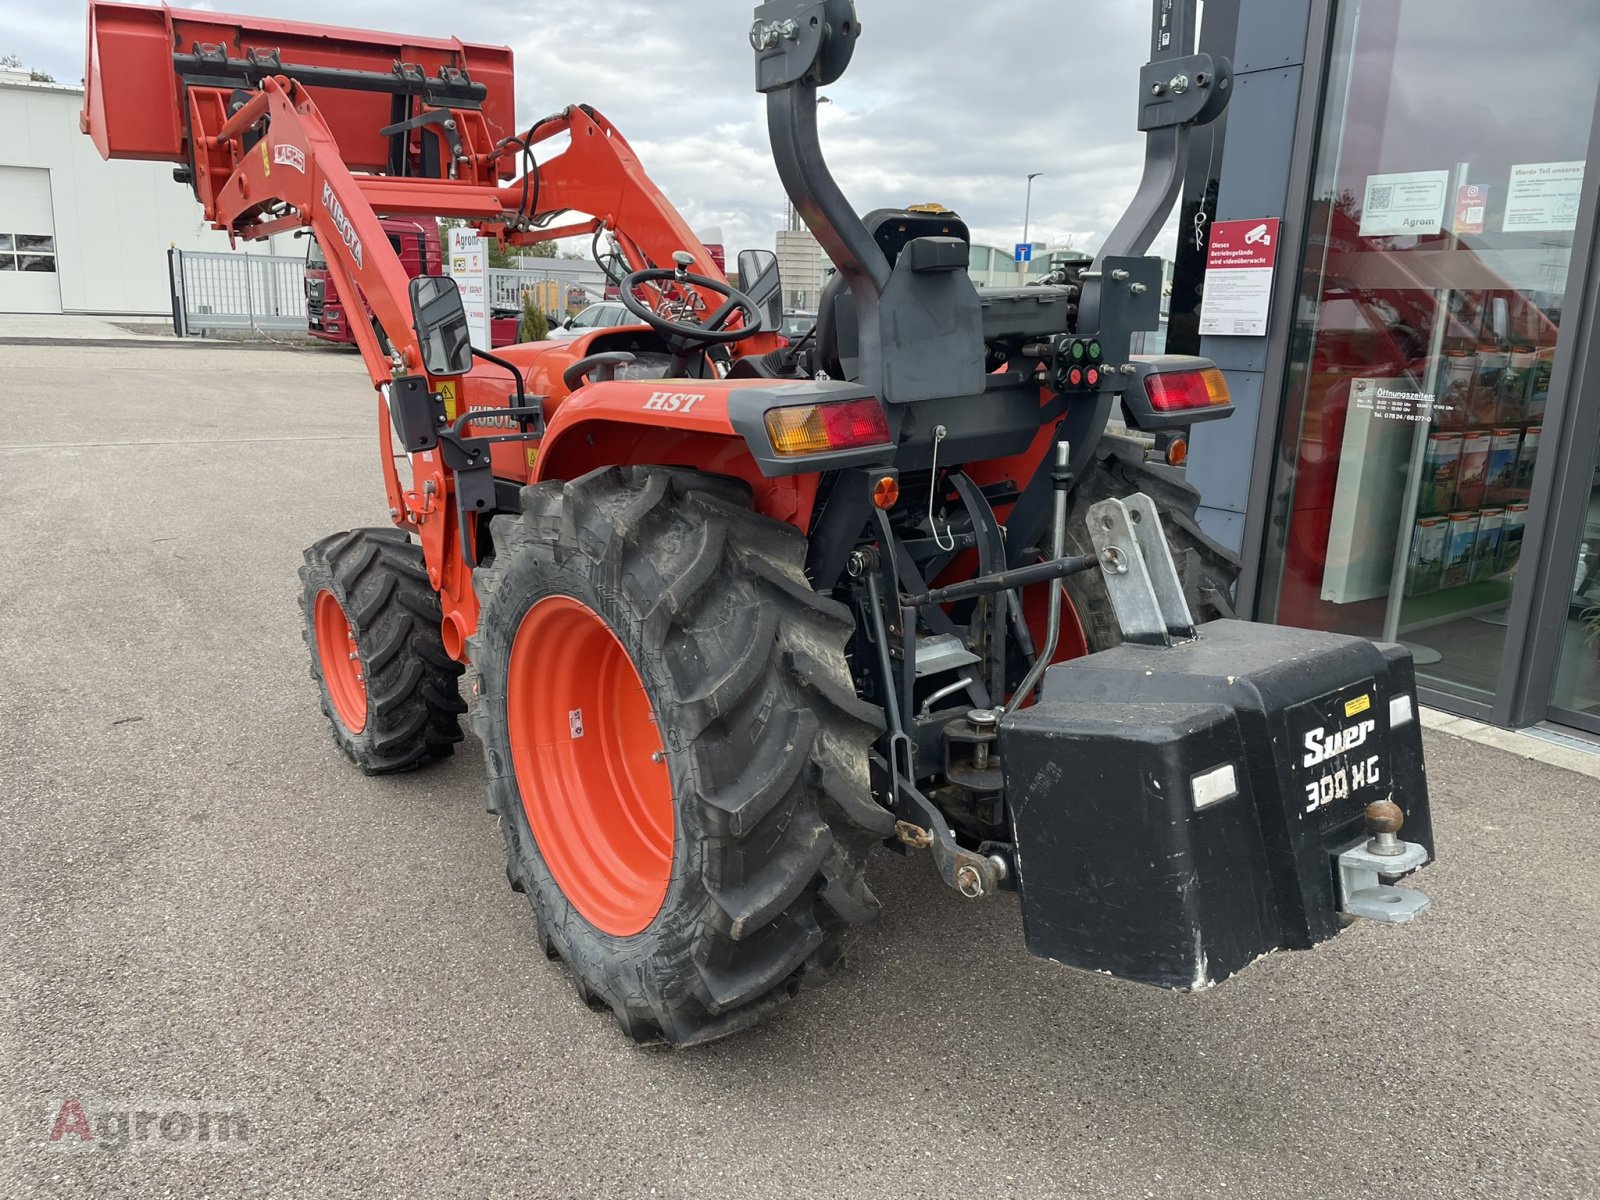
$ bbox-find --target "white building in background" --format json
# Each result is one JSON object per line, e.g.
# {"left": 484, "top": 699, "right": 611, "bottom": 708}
{"left": 776, "top": 227, "right": 827, "bottom": 313}
{"left": 0, "top": 71, "right": 277, "bottom": 317}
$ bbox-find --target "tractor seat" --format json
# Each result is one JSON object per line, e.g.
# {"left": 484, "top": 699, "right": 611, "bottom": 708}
{"left": 814, "top": 206, "right": 972, "bottom": 383}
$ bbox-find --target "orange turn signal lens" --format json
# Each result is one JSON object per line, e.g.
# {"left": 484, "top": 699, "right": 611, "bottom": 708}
{"left": 764, "top": 405, "right": 832, "bottom": 455}
{"left": 763, "top": 398, "right": 891, "bottom": 457}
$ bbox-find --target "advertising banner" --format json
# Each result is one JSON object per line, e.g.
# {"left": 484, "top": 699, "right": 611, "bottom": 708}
{"left": 447, "top": 226, "right": 492, "bottom": 350}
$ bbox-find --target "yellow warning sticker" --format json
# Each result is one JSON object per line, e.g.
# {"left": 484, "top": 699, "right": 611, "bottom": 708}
{"left": 260, "top": 141, "right": 270, "bottom": 176}
{"left": 525, "top": 447, "right": 539, "bottom": 471}
{"left": 1344, "top": 693, "right": 1372, "bottom": 718}
{"left": 437, "top": 381, "right": 458, "bottom": 421}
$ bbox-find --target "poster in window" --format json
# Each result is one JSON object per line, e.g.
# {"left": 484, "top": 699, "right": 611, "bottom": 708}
{"left": 1502, "top": 161, "right": 1584, "bottom": 233}
{"left": 1358, "top": 170, "right": 1449, "bottom": 237}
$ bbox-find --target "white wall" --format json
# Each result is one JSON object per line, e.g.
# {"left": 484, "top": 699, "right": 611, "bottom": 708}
{"left": 0, "top": 80, "right": 283, "bottom": 315}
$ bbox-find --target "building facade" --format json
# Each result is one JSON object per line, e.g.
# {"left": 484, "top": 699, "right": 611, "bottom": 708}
{"left": 0, "top": 73, "right": 258, "bottom": 316}
{"left": 1174, "top": 0, "right": 1600, "bottom": 735}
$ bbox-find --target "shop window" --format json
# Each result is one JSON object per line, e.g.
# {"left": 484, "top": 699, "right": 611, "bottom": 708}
{"left": 1259, "top": 0, "right": 1598, "bottom": 707}
{"left": 1, "top": 233, "right": 56, "bottom": 273}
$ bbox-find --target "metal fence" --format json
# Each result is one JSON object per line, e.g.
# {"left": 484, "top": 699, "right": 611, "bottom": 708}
{"left": 169, "top": 248, "right": 306, "bottom": 335}
{"left": 486, "top": 267, "right": 605, "bottom": 314}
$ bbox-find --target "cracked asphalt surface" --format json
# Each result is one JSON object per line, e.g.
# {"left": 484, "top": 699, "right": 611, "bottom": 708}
{"left": 1, "top": 343, "right": 1596, "bottom": 1198}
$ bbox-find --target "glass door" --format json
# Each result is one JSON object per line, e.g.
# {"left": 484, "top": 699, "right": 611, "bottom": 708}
{"left": 1549, "top": 437, "right": 1600, "bottom": 730}
{"left": 1258, "top": 0, "right": 1600, "bottom": 711}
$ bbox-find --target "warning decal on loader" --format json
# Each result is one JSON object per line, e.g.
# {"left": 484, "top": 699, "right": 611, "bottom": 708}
{"left": 437, "top": 381, "right": 458, "bottom": 421}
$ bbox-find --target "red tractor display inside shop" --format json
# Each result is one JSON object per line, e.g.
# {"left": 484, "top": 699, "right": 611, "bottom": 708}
{"left": 84, "top": 0, "right": 1435, "bottom": 1045}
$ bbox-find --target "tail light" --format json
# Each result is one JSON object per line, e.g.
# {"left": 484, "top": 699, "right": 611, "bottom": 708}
{"left": 1144, "top": 367, "right": 1231, "bottom": 412}
{"left": 764, "top": 398, "right": 891, "bottom": 456}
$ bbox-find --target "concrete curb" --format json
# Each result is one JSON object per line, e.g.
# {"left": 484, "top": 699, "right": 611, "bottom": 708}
{"left": 0, "top": 337, "right": 324, "bottom": 352}
{"left": 1421, "top": 707, "right": 1600, "bottom": 781}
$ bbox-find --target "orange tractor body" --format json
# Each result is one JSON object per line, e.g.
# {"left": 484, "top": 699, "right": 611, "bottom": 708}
{"left": 82, "top": 0, "right": 1435, "bottom": 1046}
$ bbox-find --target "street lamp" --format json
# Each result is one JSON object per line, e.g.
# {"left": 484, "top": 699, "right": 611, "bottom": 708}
{"left": 1020, "top": 171, "right": 1043, "bottom": 280}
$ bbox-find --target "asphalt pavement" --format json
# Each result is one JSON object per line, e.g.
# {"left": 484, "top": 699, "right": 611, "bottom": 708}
{"left": 1, "top": 343, "right": 1596, "bottom": 1199}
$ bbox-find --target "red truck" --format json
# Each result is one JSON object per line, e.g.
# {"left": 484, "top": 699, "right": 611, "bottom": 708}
{"left": 305, "top": 217, "right": 517, "bottom": 347}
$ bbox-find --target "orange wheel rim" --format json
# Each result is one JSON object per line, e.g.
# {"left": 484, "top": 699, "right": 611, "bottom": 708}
{"left": 506, "top": 596, "right": 673, "bottom": 936}
{"left": 314, "top": 589, "right": 368, "bottom": 733}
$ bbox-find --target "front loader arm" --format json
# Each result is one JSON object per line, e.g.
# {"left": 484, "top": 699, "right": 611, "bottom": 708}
{"left": 211, "top": 80, "right": 422, "bottom": 383}
{"left": 82, "top": 0, "right": 771, "bottom": 659}
{"left": 177, "top": 75, "right": 480, "bottom": 640}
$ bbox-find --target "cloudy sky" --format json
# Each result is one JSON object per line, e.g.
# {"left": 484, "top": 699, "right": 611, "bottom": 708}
{"left": 3, "top": 0, "right": 1179, "bottom": 257}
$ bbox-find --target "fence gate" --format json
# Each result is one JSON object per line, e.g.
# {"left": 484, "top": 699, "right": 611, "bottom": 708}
{"left": 168, "top": 248, "right": 307, "bottom": 335}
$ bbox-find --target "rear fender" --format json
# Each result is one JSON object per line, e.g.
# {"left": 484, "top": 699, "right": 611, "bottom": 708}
{"left": 535, "top": 379, "right": 824, "bottom": 528}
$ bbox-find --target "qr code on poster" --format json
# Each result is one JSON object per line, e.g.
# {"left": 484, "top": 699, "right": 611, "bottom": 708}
{"left": 1368, "top": 185, "right": 1394, "bottom": 211}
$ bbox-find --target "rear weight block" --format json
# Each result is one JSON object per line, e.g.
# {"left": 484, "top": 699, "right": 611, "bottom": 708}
{"left": 999, "top": 619, "right": 1433, "bottom": 990}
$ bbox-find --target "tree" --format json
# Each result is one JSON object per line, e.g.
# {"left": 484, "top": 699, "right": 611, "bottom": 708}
{"left": 519, "top": 293, "right": 549, "bottom": 342}
{"left": 1, "top": 52, "right": 55, "bottom": 83}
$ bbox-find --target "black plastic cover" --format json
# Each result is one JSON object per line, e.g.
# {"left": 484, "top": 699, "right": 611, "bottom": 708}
{"left": 999, "top": 620, "right": 1433, "bottom": 990}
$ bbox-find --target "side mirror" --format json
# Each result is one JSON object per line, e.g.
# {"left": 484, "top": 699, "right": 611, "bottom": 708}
{"left": 408, "top": 275, "right": 473, "bottom": 376}
{"left": 736, "top": 248, "right": 783, "bottom": 332}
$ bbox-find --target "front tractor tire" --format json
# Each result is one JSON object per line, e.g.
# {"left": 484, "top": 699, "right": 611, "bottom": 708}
{"left": 467, "top": 467, "right": 889, "bottom": 1046}
{"left": 298, "top": 528, "right": 467, "bottom": 773}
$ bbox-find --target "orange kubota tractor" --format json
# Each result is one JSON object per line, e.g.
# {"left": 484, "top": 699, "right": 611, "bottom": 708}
{"left": 85, "top": 0, "right": 1436, "bottom": 1045}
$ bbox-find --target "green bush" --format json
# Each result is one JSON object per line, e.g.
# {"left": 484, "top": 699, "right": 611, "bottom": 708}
{"left": 519, "top": 294, "right": 549, "bottom": 342}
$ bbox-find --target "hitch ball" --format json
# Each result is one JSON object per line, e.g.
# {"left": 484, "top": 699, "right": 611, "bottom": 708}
{"left": 1364, "top": 800, "right": 1406, "bottom": 857}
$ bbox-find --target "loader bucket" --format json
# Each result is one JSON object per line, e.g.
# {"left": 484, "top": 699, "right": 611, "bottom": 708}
{"left": 999, "top": 620, "right": 1434, "bottom": 991}
{"left": 82, "top": 1, "right": 516, "bottom": 169}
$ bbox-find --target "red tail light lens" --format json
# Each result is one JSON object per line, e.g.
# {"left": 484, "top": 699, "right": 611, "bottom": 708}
{"left": 1144, "top": 368, "right": 1231, "bottom": 411}
{"left": 765, "top": 398, "right": 891, "bottom": 456}
{"left": 820, "top": 399, "right": 890, "bottom": 446}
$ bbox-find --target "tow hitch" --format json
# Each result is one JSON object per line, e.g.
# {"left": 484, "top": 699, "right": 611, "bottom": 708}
{"left": 1336, "top": 800, "right": 1431, "bottom": 923}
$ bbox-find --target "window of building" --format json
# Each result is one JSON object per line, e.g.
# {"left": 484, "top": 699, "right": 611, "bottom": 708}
{"left": 0, "top": 232, "right": 56, "bottom": 272}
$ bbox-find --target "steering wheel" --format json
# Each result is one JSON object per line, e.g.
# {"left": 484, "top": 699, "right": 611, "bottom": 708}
{"left": 618, "top": 256, "right": 764, "bottom": 348}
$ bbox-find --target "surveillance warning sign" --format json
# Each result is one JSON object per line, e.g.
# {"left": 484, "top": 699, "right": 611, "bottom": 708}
{"left": 1198, "top": 218, "right": 1280, "bottom": 337}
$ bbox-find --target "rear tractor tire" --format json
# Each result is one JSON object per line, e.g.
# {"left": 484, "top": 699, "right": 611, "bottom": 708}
{"left": 298, "top": 527, "right": 467, "bottom": 773}
{"left": 1062, "top": 437, "right": 1242, "bottom": 652}
{"left": 467, "top": 466, "right": 890, "bottom": 1046}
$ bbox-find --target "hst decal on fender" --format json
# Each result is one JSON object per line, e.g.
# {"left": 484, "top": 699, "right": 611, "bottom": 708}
{"left": 642, "top": 391, "right": 706, "bottom": 413}
{"left": 273, "top": 144, "right": 306, "bottom": 173}
{"left": 320, "top": 182, "right": 363, "bottom": 268}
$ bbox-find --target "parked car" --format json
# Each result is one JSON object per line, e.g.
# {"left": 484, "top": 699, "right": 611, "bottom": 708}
{"left": 545, "top": 301, "right": 638, "bottom": 341}
{"left": 781, "top": 310, "right": 817, "bottom": 338}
